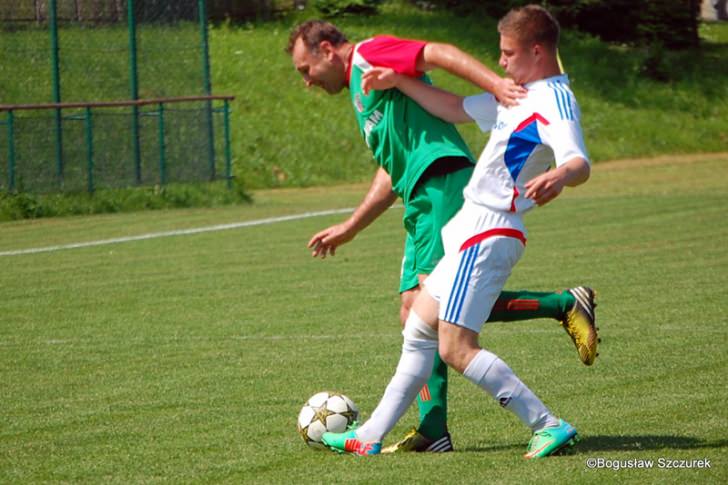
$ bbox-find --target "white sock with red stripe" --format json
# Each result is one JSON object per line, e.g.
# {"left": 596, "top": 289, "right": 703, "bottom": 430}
{"left": 356, "top": 311, "right": 438, "bottom": 443}
{"left": 463, "top": 349, "right": 559, "bottom": 432}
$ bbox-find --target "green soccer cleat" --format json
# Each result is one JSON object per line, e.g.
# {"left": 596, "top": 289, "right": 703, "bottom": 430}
{"left": 322, "top": 429, "right": 381, "bottom": 456}
{"left": 381, "top": 427, "right": 454, "bottom": 453}
{"left": 561, "top": 287, "right": 599, "bottom": 365}
{"left": 524, "top": 419, "right": 578, "bottom": 459}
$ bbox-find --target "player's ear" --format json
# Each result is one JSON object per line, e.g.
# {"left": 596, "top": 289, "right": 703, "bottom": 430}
{"left": 318, "top": 40, "right": 335, "bottom": 59}
{"left": 532, "top": 43, "right": 542, "bottom": 59}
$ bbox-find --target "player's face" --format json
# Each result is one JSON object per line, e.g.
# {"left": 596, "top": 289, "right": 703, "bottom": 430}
{"left": 498, "top": 34, "right": 537, "bottom": 85}
{"left": 291, "top": 38, "right": 346, "bottom": 94}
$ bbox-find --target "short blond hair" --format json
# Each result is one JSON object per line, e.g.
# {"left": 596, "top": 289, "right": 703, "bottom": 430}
{"left": 498, "top": 4, "right": 560, "bottom": 51}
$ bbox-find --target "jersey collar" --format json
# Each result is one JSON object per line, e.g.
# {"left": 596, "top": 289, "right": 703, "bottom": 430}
{"left": 525, "top": 73, "right": 570, "bottom": 90}
{"left": 345, "top": 44, "right": 355, "bottom": 86}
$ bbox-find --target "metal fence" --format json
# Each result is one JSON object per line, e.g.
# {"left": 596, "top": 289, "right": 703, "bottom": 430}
{"left": 0, "top": 0, "right": 234, "bottom": 193}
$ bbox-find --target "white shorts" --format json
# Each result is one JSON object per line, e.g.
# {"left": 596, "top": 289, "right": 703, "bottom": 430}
{"left": 424, "top": 201, "right": 526, "bottom": 333}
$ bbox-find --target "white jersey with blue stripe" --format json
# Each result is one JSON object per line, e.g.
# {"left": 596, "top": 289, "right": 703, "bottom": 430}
{"left": 462, "top": 74, "right": 589, "bottom": 214}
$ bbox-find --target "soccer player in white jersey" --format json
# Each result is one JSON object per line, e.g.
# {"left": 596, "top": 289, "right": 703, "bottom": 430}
{"left": 322, "top": 4, "right": 591, "bottom": 458}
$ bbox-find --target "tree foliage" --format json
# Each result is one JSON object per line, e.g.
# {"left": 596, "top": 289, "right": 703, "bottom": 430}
{"left": 417, "top": 0, "right": 700, "bottom": 49}
{"left": 313, "top": 0, "right": 383, "bottom": 16}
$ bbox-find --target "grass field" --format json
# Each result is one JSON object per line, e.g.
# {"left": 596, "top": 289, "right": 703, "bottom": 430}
{"left": 2, "top": 154, "right": 728, "bottom": 483}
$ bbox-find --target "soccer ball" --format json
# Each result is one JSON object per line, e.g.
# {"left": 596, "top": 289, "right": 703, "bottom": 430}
{"left": 297, "top": 391, "right": 359, "bottom": 449}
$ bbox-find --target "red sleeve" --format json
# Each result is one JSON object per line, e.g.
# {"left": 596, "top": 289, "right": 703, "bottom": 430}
{"left": 356, "top": 35, "right": 427, "bottom": 77}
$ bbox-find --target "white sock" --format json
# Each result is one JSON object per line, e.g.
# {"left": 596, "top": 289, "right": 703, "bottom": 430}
{"left": 463, "top": 349, "right": 559, "bottom": 432}
{"left": 356, "top": 311, "right": 438, "bottom": 443}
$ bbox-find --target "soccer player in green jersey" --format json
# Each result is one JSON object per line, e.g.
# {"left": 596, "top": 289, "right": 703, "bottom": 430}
{"left": 286, "top": 20, "right": 598, "bottom": 453}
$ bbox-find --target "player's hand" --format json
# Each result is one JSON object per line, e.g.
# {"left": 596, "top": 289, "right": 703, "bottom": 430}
{"left": 307, "top": 223, "right": 356, "bottom": 259}
{"left": 361, "top": 67, "right": 400, "bottom": 95}
{"left": 494, "top": 78, "right": 527, "bottom": 107}
{"left": 524, "top": 171, "right": 566, "bottom": 206}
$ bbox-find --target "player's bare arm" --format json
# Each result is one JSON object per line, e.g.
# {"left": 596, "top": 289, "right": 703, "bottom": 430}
{"left": 362, "top": 67, "right": 471, "bottom": 124}
{"left": 417, "top": 42, "right": 526, "bottom": 107}
{"left": 308, "top": 167, "right": 397, "bottom": 258}
{"left": 524, "top": 157, "right": 590, "bottom": 206}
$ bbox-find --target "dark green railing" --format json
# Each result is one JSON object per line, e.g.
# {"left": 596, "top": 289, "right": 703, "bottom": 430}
{"left": 1, "top": 95, "right": 234, "bottom": 193}
{"left": 1, "top": 0, "right": 229, "bottom": 194}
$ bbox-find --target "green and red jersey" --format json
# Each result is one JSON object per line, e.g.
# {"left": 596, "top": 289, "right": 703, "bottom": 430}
{"left": 347, "top": 35, "right": 474, "bottom": 201}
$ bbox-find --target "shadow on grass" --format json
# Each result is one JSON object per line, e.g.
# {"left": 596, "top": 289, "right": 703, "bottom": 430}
{"left": 461, "top": 435, "right": 728, "bottom": 453}
{"left": 574, "top": 435, "right": 728, "bottom": 452}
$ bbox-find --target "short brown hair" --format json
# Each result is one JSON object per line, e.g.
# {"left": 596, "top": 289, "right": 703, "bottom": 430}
{"left": 286, "top": 20, "right": 348, "bottom": 55}
{"left": 498, "top": 4, "right": 560, "bottom": 51}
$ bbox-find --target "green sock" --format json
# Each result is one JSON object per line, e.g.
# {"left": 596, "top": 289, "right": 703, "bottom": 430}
{"left": 416, "top": 351, "right": 448, "bottom": 440}
{"left": 487, "top": 290, "right": 575, "bottom": 322}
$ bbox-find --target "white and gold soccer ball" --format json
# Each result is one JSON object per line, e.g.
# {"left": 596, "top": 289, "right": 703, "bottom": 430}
{"left": 297, "top": 391, "right": 359, "bottom": 449}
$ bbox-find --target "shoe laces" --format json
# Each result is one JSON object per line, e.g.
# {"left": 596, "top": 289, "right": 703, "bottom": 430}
{"left": 528, "top": 428, "right": 551, "bottom": 450}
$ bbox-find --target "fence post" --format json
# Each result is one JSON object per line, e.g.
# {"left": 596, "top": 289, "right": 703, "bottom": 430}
{"left": 128, "top": 0, "right": 142, "bottom": 184}
{"left": 158, "top": 103, "right": 167, "bottom": 186}
{"left": 49, "top": 0, "right": 64, "bottom": 188}
{"left": 198, "top": 0, "right": 216, "bottom": 181}
{"left": 7, "top": 111, "right": 16, "bottom": 192}
{"left": 84, "top": 107, "right": 95, "bottom": 193}
{"left": 223, "top": 99, "right": 232, "bottom": 189}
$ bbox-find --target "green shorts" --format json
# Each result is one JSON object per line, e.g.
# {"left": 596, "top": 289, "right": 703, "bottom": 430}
{"left": 400, "top": 162, "right": 473, "bottom": 293}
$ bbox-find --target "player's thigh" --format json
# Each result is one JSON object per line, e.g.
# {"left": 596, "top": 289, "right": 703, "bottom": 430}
{"left": 415, "top": 168, "right": 471, "bottom": 271}
{"left": 401, "top": 166, "right": 471, "bottom": 301}
{"left": 431, "top": 235, "right": 525, "bottom": 334}
{"left": 399, "top": 233, "right": 419, "bottom": 295}
{"left": 401, "top": 186, "right": 434, "bottom": 294}
{"left": 399, "top": 286, "right": 419, "bottom": 326}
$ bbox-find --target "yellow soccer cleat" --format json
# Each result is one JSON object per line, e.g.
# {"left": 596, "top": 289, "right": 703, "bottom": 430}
{"left": 561, "top": 287, "right": 599, "bottom": 366}
{"left": 381, "top": 427, "right": 453, "bottom": 453}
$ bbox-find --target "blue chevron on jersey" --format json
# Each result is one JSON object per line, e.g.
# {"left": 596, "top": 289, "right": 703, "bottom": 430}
{"left": 504, "top": 115, "right": 547, "bottom": 182}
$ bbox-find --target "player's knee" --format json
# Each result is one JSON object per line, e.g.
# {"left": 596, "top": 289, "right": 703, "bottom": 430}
{"left": 439, "top": 339, "right": 474, "bottom": 373}
{"left": 399, "top": 289, "right": 418, "bottom": 327}
{"left": 399, "top": 304, "right": 410, "bottom": 327}
{"left": 438, "top": 341, "right": 458, "bottom": 369}
{"left": 402, "top": 310, "right": 438, "bottom": 343}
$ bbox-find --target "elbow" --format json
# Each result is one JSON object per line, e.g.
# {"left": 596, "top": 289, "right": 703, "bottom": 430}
{"left": 569, "top": 159, "right": 591, "bottom": 187}
{"left": 448, "top": 98, "right": 471, "bottom": 124}
{"left": 580, "top": 161, "right": 591, "bottom": 183}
